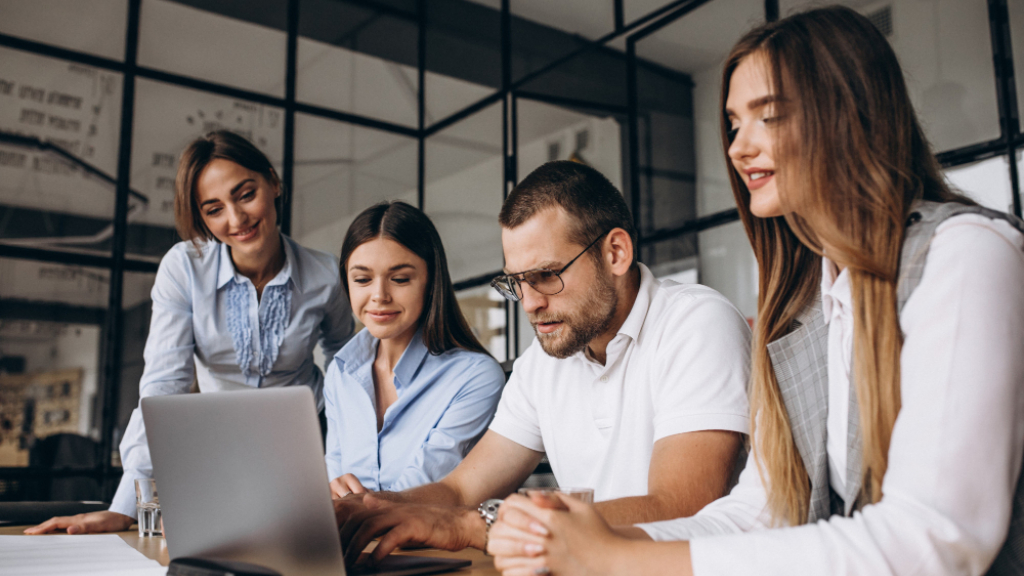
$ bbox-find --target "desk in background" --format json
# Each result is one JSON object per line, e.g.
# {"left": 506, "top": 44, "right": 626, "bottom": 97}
{"left": 0, "top": 525, "right": 498, "bottom": 575}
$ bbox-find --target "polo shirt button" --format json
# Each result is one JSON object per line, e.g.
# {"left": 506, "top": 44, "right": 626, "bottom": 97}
{"left": 600, "top": 376, "right": 608, "bottom": 382}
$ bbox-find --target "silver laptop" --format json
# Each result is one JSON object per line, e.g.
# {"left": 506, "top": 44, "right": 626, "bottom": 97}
{"left": 142, "top": 387, "right": 471, "bottom": 576}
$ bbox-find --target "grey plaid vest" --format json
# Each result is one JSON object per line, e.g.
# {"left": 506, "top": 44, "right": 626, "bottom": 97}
{"left": 766, "top": 200, "right": 1024, "bottom": 574}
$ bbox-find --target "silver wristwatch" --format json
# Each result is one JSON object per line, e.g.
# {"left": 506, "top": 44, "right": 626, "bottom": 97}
{"left": 478, "top": 498, "right": 503, "bottom": 529}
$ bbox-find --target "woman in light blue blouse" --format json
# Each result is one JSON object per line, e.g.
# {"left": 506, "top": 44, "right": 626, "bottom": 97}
{"left": 325, "top": 201, "right": 504, "bottom": 497}
{"left": 27, "top": 131, "right": 353, "bottom": 535}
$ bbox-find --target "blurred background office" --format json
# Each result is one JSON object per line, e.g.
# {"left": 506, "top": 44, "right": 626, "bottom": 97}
{"left": 0, "top": 0, "right": 1019, "bottom": 504}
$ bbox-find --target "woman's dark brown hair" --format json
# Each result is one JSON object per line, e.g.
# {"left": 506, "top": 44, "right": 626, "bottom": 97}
{"left": 722, "top": 6, "right": 972, "bottom": 526}
{"left": 175, "top": 130, "right": 281, "bottom": 248}
{"left": 340, "top": 201, "right": 490, "bottom": 357}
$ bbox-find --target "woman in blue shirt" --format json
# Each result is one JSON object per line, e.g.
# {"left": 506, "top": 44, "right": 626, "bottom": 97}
{"left": 325, "top": 201, "right": 505, "bottom": 497}
{"left": 27, "top": 130, "right": 353, "bottom": 534}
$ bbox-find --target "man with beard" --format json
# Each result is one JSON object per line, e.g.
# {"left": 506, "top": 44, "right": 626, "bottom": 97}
{"left": 333, "top": 161, "right": 751, "bottom": 567}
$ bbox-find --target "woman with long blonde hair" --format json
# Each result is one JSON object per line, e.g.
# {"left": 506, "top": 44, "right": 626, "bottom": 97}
{"left": 486, "top": 6, "right": 1024, "bottom": 575}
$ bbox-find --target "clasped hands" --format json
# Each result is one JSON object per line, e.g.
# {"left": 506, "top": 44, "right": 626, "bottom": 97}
{"left": 332, "top": 481, "right": 627, "bottom": 575}
{"left": 486, "top": 493, "right": 624, "bottom": 576}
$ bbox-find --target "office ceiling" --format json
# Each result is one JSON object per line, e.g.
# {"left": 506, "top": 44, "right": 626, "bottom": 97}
{"left": 467, "top": 0, "right": 885, "bottom": 75}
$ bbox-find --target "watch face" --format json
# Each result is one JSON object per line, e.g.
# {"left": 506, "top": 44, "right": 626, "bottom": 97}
{"left": 480, "top": 499, "right": 503, "bottom": 523}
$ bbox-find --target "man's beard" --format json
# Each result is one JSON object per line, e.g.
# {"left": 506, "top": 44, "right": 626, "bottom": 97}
{"left": 530, "top": 273, "right": 618, "bottom": 359}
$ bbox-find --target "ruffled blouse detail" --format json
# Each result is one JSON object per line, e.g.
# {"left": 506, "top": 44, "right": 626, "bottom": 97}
{"left": 224, "top": 279, "right": 292, "bottom": 378}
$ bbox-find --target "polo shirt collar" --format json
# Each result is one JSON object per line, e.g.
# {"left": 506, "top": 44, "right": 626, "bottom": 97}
{"left": 615, "top": 263, "right": 657, "bottom": 343}
{"left": 215, "top": 234, "right": 298, "bottom": 291}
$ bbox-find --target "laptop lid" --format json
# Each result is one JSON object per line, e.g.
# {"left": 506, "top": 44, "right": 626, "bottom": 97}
{"left": 143, "top": 387, "right": 344, "bottom": 576}
{"left": 143, "top": 388, "right": 472, "bottom": 576}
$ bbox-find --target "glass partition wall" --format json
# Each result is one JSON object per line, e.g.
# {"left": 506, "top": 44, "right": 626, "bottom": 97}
{"left": 0, "top": 0, "right": 1019, "bottom": 499}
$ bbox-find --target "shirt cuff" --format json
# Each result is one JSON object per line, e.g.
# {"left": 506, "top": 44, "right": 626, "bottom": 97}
{"left": 487, "top": 418, "right": 544, "bottom": 452}
{"left": 654, "top": 412, "right": 750, "bottom": 440}
{"left": 109, "top": 470, "right": 147, "bottom": 518}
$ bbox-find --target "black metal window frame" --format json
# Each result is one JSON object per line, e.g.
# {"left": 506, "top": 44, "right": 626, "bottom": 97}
{"left": 0, "top": 0, "right": 1019, "bottom": 494}
{"left": 624, "top": 0, "right": 1022, "bottom": 245}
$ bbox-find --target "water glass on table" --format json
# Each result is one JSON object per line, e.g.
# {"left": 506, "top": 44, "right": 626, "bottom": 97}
{"left": 135, "top": 478, "right": 162, "bottom": 537}
{"left": 517, "top": 487, "right": 595, "bottom": 506}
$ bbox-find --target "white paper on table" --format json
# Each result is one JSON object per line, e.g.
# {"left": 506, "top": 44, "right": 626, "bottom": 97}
{"left": 0, "top": 534, "right": 168, "bottom": 575}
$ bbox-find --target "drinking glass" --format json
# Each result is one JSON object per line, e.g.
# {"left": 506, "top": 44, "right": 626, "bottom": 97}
{"left": 135, "top": 478, "right": 162, "bottom": 537}
{"left": 517, "top": 487, "right": 595, "bottom": 504}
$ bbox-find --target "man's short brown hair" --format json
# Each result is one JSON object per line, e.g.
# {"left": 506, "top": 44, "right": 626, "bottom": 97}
{"left": 499, "top": 160, "right": 638, "bottom": 264}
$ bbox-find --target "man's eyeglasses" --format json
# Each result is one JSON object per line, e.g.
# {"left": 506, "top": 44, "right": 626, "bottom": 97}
{"left": 490, "top": 230, "right": 611, "bottom": 302}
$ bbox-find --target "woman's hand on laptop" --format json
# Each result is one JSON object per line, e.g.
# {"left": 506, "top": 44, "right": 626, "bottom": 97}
{"left": 330, "top": 473, "right": 368, "bottom": 499}
{"left": 23, "top": 511, "right": 134, "bottom": 535}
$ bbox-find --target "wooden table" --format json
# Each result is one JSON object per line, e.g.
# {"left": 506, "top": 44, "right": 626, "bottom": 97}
{"left": 1, "top": 525, "right": 499, "bottom": 575}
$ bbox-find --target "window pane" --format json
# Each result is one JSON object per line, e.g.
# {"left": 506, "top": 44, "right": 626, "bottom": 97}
{"left": 697, "top": 220, "right": 757, "bottom": 321}
{"left": 129, "top": 78, "right": 285, "bottom": 261}
{"left": 515, "top": 98, "right": 622, "bottom": 189}
{"left": 944, "top": 155, "right": 1016, "bottom": 213}
{"left": 138, "top": 0, "right": 287, "bottom": 97}
{"left": 0, "top": 47, "right": 123, "bottom": 256}
{"left": 644, "top": 232, "right": 699, "bottom": 278}
{"left": 633, "top": 0, "right": 761, "bottom": 226}
{"left": 374, "top": 0, "right": 417, "bottom": 12}
{"left": 425, "top": 101, "right": 503, "bottom": 283}
{"left": 0, "top": 0, "right": 127, "bottom": 61}
{"left": 513, "top": 0, "right": 614, "bottom": 40}
{"left": 113, "top": 270, "right": 156, "bottom": 463}
{"left": 625, "top": 0, "right": 686, "bottom": 25}
{"left": 779, "top": 0, "right": 1001, "bottom": 152}
{"left": 0, "top": 257, "right": 108, "bottom": 475}
{"left": 291, "top": 113, "right": 418, "bottom": 255}
{"left": 456, "top": 285, "right": 507, "bottom": 362}
{"left": 509, "top": 0, "right": 615, "bottom": 85}
{"left": 1019, "top": 149, "right": 1024, "bottom": 212}
{"left": 425, "top": 1, "right": 501, "bottom": 123}
{"left": 470, "top": 1, "right": 626, "bottom": 110}
{"left": 630, "top": 3, "right": 747, "bottom": 272}
{"left": 1009, "top": 0, "right": 1024, "bottom": 124}
{"left": 634, "top": 0, "right": 762, "bottom": 78}
{"left": 631, "top": 0, "right": 758, "bottom": 282}
{"left": 297, "top": 1, "right": 419, "bottom": 128}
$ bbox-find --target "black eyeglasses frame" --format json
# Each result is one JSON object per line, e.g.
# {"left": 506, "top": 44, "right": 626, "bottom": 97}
{"left": 490, "top": 229, "right": 613, "bottom": 302}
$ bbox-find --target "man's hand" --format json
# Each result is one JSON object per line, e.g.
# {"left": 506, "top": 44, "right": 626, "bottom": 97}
{"left": 333, "top": 492, "right": 374, "bottom": 525}
{"left": 24, "top": 511, "right": 134, "bottom": 535}
{"left": 339, "top": 497, "right": 486, "bottom": 568}
{"left": 331, "top": 474, "right": 368, "bottom": 499}
{"left": 489, "top": 494, "right": 670, "bottom": 576}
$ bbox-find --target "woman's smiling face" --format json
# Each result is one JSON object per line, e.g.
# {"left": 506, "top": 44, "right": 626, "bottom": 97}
{"left": 194, "top": 158, "right": 280, "bottom": 255}
{"left": 346, "top": 237, "right": 428, "bottom": 342}
{"left": 726, "top": 54, "right": 785, "bottom": 218}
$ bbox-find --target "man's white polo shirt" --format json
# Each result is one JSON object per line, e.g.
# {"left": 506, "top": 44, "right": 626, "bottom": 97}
{"left": 488, "top": 263, "right": 751, "bottom": 502}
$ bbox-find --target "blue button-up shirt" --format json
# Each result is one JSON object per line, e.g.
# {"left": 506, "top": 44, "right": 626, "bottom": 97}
{"left": 111, "top": 236, "right": 354, "bottom": 517}
{"left": 324, "top": 328, "right": 505, "bottom": 491}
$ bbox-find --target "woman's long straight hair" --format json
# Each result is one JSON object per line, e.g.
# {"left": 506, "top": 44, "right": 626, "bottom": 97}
{"left": 340, "top": 201, "right": 491, "bottom": 357}
{"left": 721, "top": 6, "right": 972, "bottom": 525}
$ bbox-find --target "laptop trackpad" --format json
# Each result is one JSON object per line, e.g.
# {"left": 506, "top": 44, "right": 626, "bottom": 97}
{"left": 350, "top": 555, "right": 472, "bottom": 576}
